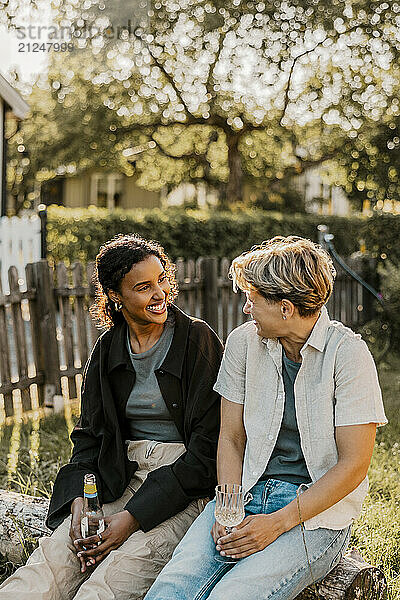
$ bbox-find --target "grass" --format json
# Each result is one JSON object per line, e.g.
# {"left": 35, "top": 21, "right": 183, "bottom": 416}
{"left": 0, "top": 364, "right": 399, "bottom": 596}
{"left": 351, "top": 358, "right": 400, "bottom": 598}
{"left": 0, "top": 408, "right": 77, "bottom": 582}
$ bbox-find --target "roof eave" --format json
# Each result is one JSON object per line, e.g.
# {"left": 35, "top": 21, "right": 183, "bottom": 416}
{"left": 0, "top": 73, "right": 30, "bottom": 119}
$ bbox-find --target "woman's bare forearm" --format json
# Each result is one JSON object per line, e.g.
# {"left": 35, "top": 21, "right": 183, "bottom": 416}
{"left": 217, "top": 435, "right": 245, "bottom": 485}
{"left": 216, "top": 398, "right": 247, "bottom": 486}
{"left": 279, "top": 423, "right": 377, "bottom": 533}
{"left": 279, "top": 461, "right": 365, "bottom": 533}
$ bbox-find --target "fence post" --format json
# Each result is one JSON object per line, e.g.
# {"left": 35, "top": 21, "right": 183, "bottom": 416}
{"left": 38, "top": 204, "right": 47, "bottom": 259}
{"left": 31, "top": 260, "right": 62, "bottom": 408}
{"left": 201, "top": 257, "right": 219, "bottom": 333}
{"left": 26, "top": 263, "right": 45, "bottom": 407}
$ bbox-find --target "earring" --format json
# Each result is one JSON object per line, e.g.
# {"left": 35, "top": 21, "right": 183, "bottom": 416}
{"left": 282, "top": 314, "right": 286, "bottom": 320}
{"left": 114, "top": 301, "right": 123, "bottom": 311}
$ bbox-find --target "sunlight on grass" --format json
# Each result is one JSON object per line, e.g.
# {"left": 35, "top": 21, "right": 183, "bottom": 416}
{"left": 350, "top": 361, "right": 400, "bottom": 599}
{"left": 6, "top": 402, "right": 22, "bottom": 485}
{"left": 29, "top": 412, "right": 40, "bottom": 472}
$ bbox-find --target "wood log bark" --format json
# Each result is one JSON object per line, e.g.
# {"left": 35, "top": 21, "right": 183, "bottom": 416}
{"left": 296, "top": 548, "right": 386, "bottom": 599}
{"left": 0, "top": 490, "right": 387, "bottom": 600}
{"left": 0, "top": 489, "right": 51, "bottom": 562}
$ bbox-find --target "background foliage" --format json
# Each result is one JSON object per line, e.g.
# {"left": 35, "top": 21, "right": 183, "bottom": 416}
{"left": 47, "top": 206, "right": 399, "bottom": 266}
{"left": 4, "top": 0, "right": 400, "bottom": 212}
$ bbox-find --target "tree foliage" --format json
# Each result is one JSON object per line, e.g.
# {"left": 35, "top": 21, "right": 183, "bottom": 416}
{"left": 4, "top": 0, "right": 400, "bottom": 211}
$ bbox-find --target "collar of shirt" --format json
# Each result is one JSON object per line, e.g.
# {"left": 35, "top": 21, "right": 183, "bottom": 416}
{"left": 107, "top": 303, "right": 190, "bottom": 379}
{"left": 263, "top": 306, "right": 330, "bottom": 367}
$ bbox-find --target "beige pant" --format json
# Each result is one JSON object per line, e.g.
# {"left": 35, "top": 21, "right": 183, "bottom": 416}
{"left": 0, "top": 440, "right": 205, "bottom": 600}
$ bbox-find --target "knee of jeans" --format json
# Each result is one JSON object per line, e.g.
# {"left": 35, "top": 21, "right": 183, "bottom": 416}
{"left": 202, "top": 498, "right": 216, "bottom": 519}
{"left": 197, "top": 498, "right": 210, "bottom": 513}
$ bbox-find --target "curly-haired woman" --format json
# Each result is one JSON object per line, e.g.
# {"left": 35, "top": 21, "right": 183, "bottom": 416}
{"left": 0, "top": 234, "right": 223, "bottom": 600}
{"left": 145, "top": 236, "right": 387, "bottom": 600}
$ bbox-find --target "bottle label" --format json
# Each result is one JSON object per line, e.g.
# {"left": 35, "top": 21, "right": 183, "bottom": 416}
{"left": 83, "top": 483, "right": 97, "bottom": 496}
{"left": 98, "top": 519, "right": 105, "bottom": 534}
{"left": 81, "top": 516, "right": 88, "bottom": 538}
{"left": 81, "top": 517, "right": 105, "bottom": 538}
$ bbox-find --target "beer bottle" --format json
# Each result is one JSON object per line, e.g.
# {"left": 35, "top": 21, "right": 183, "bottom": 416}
{"left": 81, "top": 473, "right": 105, "bottom": 539}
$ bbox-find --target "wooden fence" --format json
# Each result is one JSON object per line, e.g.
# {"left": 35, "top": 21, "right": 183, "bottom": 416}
{"left": 0, "top": 215, "right": 41, "bottom": 294}
{"left": 0, "top": 256, "right": 376, "bottom": 417}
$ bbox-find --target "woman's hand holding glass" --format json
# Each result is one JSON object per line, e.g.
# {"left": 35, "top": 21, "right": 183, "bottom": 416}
{"left": 213, "top": 484, "right": 246, "bottom": 562}
{"left": 69, "top": 497, "right": 96, "bottom": 573}
{"left": 216, "top": 512, "right": 287, "bottom": 559}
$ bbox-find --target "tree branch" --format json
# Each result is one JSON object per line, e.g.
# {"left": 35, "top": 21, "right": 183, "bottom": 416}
{"left": 148, "top": 129, "right": 217, "bottom": 166}
{"left": 279, "top": 38, "right": 328, "bottom": 126}
{"left": 114, "top": 121, "right": 163, "bottom": 136}
{"left": 269, "top": 149, "right": 340, "bottom": 187}
{"left": 149, "top": 133, "right": 200, "bottom": 161}
{"left": 205, "top": 27, "right": 230, "bottom": 107}
{"left": 279, "top": 21, "right": 378, "bottom": 127}
{"left": 131, "top": 29, "right": 199, "bottom": 125}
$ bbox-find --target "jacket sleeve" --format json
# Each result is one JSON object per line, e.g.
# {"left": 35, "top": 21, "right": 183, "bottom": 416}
{"left": 124, "top": 321, "right": 223, "bottom": 531}
{"left": 46, "top": 336, "right": 105, "bottom": 530}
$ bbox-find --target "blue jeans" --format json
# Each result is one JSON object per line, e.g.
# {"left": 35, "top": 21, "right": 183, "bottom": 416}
{"left": 144, "top": 479, "right": 351, "bottom": 600}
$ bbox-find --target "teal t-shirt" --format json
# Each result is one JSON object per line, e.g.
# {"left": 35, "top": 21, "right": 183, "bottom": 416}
{"left": 126, "top": 312, "right": 183, "bottom": 443}
{"left": 260, "top": 350, "right": 311, "bottom": 485}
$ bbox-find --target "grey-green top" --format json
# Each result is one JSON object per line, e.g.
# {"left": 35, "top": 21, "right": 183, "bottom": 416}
{"left": 261, "top": 350, "right": 311, "bottom": 485}
{"left": 126, "top": 311, "right": 183, "bottom": 442}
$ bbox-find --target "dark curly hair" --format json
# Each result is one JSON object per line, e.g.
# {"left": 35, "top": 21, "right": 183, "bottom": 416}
{"left": 90, "top": 234, "right": 178, "bottom": 329}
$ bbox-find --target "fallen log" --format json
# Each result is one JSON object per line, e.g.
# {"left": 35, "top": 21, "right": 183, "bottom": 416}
{"left": 0, "top": 489, "right": 51, "bottom": 562}
{"left": 0, "top": 490, "right": 387, "bottom": 599}
{"left": 296, "top": 548, "right": 387, "bottom": 600}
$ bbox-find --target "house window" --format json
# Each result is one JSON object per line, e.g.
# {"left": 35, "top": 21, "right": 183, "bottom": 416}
{"left": 90, "top": 173, "right": 124, "bottom": 208}
{"left": 97, "top": 176, "right": 108, "bottom": 208}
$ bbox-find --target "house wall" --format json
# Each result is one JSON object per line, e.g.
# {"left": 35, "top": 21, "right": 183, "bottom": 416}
{"left": 64, "top": 175, "right": 90, "bottom": 208}
{"left": 62, "top": 173, "right": 160, "bottom": 209}
{"left": 293, "top": 166, "right": 351, "bottom": 216}
{"left": 123, "top": 176, "right": 160, "bottom": 209}
{"left": 165, "top": 182, "right": 218, "bottom": 207}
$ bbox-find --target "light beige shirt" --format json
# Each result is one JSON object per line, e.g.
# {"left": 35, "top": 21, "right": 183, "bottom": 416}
{"left": 213, "top": 306, "right": 387, "bottom": 530}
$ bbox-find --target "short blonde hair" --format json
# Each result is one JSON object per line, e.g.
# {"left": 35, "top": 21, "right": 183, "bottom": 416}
{"left": 230, "top": 236, "right": 336, "bottom": 317}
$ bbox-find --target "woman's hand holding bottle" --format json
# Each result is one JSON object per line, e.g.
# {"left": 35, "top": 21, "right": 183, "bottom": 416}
{"left": 69, "top": 497, "right": 92, "bottom": 572}
{"left": 76, "top": 510, "right": 140, "bottom": 566}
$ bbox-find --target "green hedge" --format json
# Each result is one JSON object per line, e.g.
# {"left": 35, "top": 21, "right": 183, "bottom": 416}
{"left": 47, "top": 206, "right": 369, "bottom": 264}
{"left": 46, "top": 206, "right": 399, "bottom": 266}
{"left": 46, "top": 206, "right": 400, "bottom": 356}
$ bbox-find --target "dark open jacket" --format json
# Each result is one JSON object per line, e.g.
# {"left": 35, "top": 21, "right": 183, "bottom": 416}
{"left": 47, "top": 305, "right": 224, "bottom": 532}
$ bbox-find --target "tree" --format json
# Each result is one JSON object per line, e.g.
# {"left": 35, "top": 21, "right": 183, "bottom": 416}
{"left": 4, "top": 0, "right": 400, "bottom": 211}
{"left": 338, "top": 113, "right": 400, "bottom": 212}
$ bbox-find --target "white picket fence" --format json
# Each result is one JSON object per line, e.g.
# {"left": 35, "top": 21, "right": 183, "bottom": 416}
{"left": 0, "top": 215, "right": 41, "bottom": 293}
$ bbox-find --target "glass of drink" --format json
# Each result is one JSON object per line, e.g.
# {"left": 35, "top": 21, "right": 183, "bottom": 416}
{"left": 214, "top": 483, "right": 245, "bottom": 563}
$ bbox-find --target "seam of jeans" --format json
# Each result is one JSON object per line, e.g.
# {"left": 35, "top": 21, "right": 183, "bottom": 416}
{"left": 261, "top": 479, "right": 275, "bottom": 510}
{"left": 261, "top": 481, "right": 268, "bottom": 510}
{"left": 261, "top": 479, "right": 298, "bottom": 513}
{"left": 193, "top": 563, "right": 231, "bottom": 600}
{"left": 315, "top": 528, "right": 348, "bottom": 558}
{"left": 326, "top": 527, "right": 351, "bottom": 572}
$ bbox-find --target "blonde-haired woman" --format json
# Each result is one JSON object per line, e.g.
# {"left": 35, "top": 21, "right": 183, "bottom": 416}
{"left": 145, "top": 236, "right": 387, "bottom": 600}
